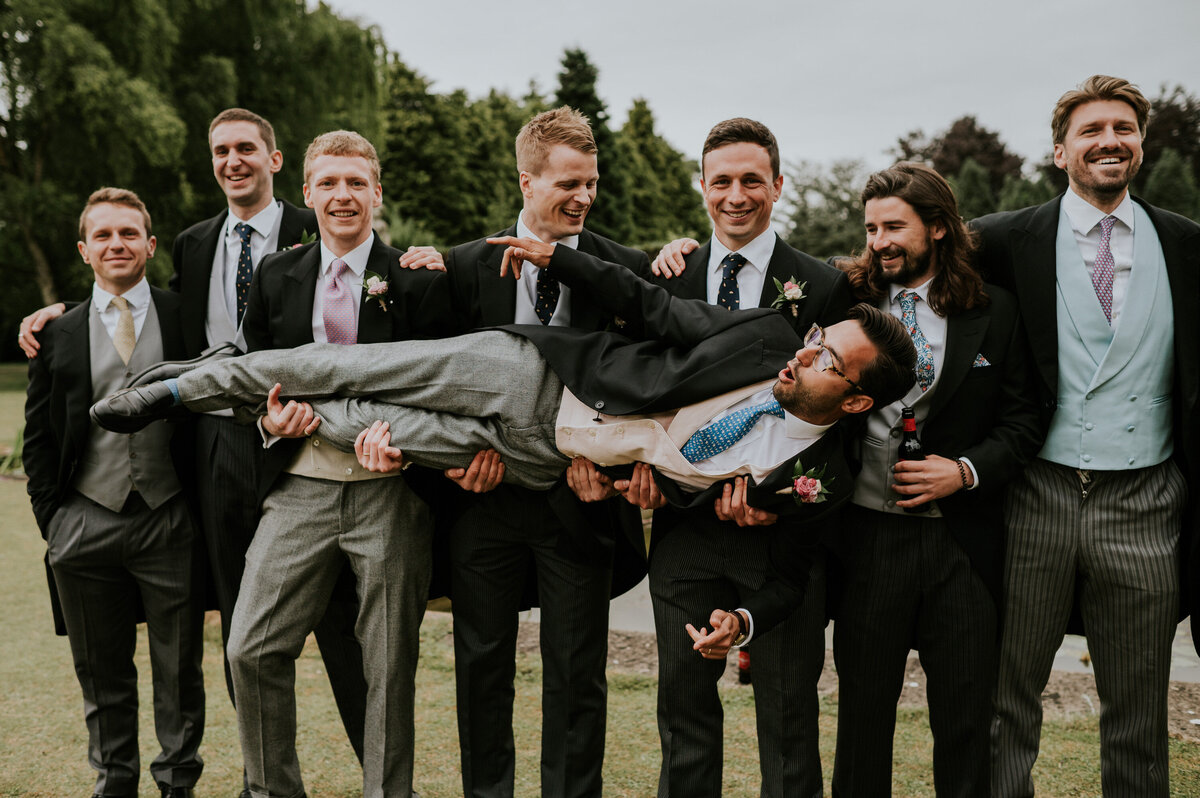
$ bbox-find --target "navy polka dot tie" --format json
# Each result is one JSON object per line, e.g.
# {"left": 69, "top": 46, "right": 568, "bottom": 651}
{"left": 234, "top": 222, "right": 253, "bottom": 323}
{"left": 680, "top": 398, "right": 785, "bottom": 464}
{"left": 717, "top": 252, "right": 747, "bottom": 311}
{"left": 535, "top": 268, "right": 560, "bottom": 325}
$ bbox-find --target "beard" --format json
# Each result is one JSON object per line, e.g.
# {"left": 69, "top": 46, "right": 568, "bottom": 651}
{"left": 772, "top": 375, "right": 844, "bottom": 424}
{"left": 871, "top": 241, "right": 933, "bottom": 287}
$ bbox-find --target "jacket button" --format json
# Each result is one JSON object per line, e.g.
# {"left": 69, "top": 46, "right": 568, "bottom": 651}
{"left": 594, "top": 400, "right": 605, "bottom": 410}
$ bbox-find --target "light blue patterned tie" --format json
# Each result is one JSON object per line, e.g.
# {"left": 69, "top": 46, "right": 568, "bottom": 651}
{"left": 898, "top": 290, "right": 934, "bottom": 392}
{"left": 680, "top": 398, "right": 785, "bottom": 464}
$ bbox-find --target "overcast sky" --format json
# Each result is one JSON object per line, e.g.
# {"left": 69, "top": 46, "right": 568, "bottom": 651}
{"left": 328, "top": 0, "right": 1200, "bottom": 177}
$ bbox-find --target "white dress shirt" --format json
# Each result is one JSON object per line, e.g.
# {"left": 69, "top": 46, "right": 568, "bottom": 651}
{"left": 93, "top": 277, "right": 152, "bottom": 341}
{"left": 687, "top": 386, "right": 829, "bottom": 474}
{"left": 1061, "top": 187, "right": 1135, "bottom": 325}
{"left": 206, "top": 199, "right": 285, "bottom": 350}
{"left": 706, "top": 228, "right": 777, "bottom": 309}
{"left": 513, "top": 212, "right": 576, "bottom": 326}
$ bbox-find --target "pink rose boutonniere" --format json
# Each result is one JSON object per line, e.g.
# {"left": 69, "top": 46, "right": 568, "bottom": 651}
{"left": 776, "top": 461, "right": 833, "bottom": 505}
{"left": 770, "top": 276, "right": 807, "bottom": 317}
{"left": 362, "top": 270, "right": 390, "bottom": 312}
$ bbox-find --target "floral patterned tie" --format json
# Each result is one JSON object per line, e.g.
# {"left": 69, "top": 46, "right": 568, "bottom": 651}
{"left": 323, "top": 259, "right": 357, "bottom": 345}
{"left": 898, "top": 290, "right": 934, "bottom": 392}
{"left": 1092, "top": 216, "right": 1116, "bottom": 324}
{"left": 717, "top": 252, "right": 747, "bottom": 310}
{"left": 680, "top": 398, "right": 785, "bottom": 464}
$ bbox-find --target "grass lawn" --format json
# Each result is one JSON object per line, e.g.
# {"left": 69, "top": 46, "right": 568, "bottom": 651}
{"left": 0, "top": 365, "right": 1197, "bottom": 796}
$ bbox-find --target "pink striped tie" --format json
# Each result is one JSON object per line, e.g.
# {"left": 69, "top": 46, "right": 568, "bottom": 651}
{"left": 323, "top": 259, "right": 357, "bottom": 345}
{"left": 1092, "top": 216, "right": 1116, "bottom": 324}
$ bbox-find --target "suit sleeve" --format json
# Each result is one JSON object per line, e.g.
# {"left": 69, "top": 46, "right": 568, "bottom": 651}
{"left": 23, "top": 336, "right": 59, "bottom": 536}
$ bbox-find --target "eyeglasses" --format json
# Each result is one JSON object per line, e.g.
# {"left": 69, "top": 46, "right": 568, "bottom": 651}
{"left": 803, "top": 324, "right": 865, "bottom": 394}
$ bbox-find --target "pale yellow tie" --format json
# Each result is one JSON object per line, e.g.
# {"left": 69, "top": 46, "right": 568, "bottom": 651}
{"left": 111, "top": 295, "right": 135, "bottom": 365}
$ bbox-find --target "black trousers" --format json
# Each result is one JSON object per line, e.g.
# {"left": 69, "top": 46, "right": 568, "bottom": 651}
{"left": 831, "top": 506, "right": 996, "bottom": 798}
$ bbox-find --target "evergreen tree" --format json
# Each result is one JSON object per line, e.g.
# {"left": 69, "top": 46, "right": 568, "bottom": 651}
{"left": 1141, "top": 148, "right": 1199, "bottom": 220}
{"left": 996, "top": 173, "right": 1056, "bottom": 212}
{"left": 891, "top": 116, "right": 1023, "bottom": 195}
{"left": 782, "top": 160, "right": 871, "bottom": 261}
{"left": 554, "top": 48, "right": 631, "bottom": 242}
{"left": 950, "top": 158, "right": 997, "bottom": 220}
{"left": 615, "top": 99, "right": 709, "bottom": 249}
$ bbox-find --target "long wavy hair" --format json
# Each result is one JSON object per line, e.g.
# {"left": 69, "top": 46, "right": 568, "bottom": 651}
{"left": 840, "top": 162, "right": 987, "bottom": 317}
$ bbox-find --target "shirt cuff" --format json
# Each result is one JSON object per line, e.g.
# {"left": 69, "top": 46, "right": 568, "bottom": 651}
{"left": 733, "top": 607, "right": 754, "bottom": 648}
{"left": 257, "top": 416, "right": 283, "bottom": 449}
{"left": 960, "top": 456, "right": 980, "bottom": 490}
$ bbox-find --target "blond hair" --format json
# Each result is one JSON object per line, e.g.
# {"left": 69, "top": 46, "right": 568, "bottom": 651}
{"left": 515, "top": 107, "right": 597, "bottom": 175}
{"left": 303, "top": 130, "right": 381, "bottom": 184}
{"left": 78, "top": 187, "right": 152, "bottom": 239}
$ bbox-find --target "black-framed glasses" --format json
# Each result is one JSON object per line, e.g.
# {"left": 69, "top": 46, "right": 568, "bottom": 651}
{"left": 803, "top": 324, "right": 865, "bottom": 394}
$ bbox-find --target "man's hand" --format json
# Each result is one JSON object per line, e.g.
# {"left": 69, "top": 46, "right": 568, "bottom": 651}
{"left": 485, "top": 235, "right": 557, "bottom": 280}
{"left": 713, "top": 476, "right": 778, "bottom": 526}
{"left": 892, "top": 454, "right": 970, "bottom": 507}
{"left": 445, "top": 448, "right": 505, "bottom": 492}
{"left": 354, "top": 420, "right": 406, "bottom": 473}
{"left": 650, "top": 238, "right": 700, "bottom": 279}
{"left": 686, "top": 609, "right": 744, "bottom": 660}
{"left": 613, "top": 462, "right": 667, "bottom": 510}
{"left": 398, "top": 245, "right": 446, "bottom": 271}
{"left": 261, "top": 383, "right": 321, "bottom": 438}
{"left": 18, "top": 303, "right": 67, "bottom": 358}
{"left": 565, "top": 457, "right": 618, "bottom": 502}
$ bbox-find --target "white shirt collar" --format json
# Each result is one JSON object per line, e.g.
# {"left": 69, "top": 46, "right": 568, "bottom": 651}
{"left": 709, "top": 228, "right": 776, "bottom": 275}
{"left": 517, "top": 211, "right": 580, "bottom": 251}
{"left": 92, "top": 276, "right": 151, "bottom": 312}
{"left": 225, "top": 199, "right": 283, "bottom": 239}
{"left": 785, "top": 413, "right": 832, "bottom": 440}
{"left": 319, "top": 234, "right": 374, "bottom": 280}
{"left": 1062, "top": 187, "right": 1135, "bottom": 236}
{"left": 889, "top": 276, "right": 935, "bottom": 304}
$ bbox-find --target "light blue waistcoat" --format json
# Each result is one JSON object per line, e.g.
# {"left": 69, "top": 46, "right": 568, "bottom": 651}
{"left": 1040, "top": 202, "right": 1173, "bottom": 470}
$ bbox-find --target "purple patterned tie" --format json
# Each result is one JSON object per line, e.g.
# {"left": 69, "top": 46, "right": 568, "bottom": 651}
{"left": 1092, "top": 216, "right": 1116, "bottom": 324}
{"left": 323, "top": 259, "right": 357, "bottom": 345}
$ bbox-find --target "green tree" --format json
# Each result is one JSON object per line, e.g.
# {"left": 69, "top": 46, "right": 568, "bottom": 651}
{"left": 949, "top": 158, "right": 997, "bottom": 220}
{"left": 1138, "top": 85, "right": 1200, "bottom": 196}
{"left": 892, "top": 116, "right": 1023, "bottom": 195}
{"left": 614, "top": 99, "right": 708, "bottom": 249}
{"left": 554, "top": 48, "right": 631, "bottom": 242}
{"left": 996, "top": 173, "right": 1056, "bottom": 212}
{"left": 782, "top": 159, "right": 871, "bottom": 261}
{"left": 1141, "top": 147, "right": 1199, "bottom": 219}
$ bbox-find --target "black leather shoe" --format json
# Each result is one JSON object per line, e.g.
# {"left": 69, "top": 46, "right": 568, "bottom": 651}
{"left": 90, "top": 381, "right": 181, "bottom": 433}
{"left": 159, "top": 787, "right": 194, "bottom": 798}
{"left": 127, "top": 341, "right": 242, "bottom": 388}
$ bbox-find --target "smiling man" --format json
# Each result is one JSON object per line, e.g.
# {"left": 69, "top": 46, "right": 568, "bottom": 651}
{"left": 223, "top": 130, "right": 454, "bottom": 798}
{"left": 827, "top": 163, "right": 1041, "bottom": 798}
{"left": 636, "top": 118, "right": 853, "bottom": 797}
{"left": 975, "top": 75, "right": 1200, "bottom": 798}
{"left": 431, "top": 107, "right": 651, "bottom": 798}
{"left": 24, "top": 189, "right": 205, "bottom": 798}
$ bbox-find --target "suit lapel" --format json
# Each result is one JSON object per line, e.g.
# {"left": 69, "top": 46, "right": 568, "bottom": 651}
{"left": 757, "top": 236, "right": 796, "bottom": 309}
{"left": 928, "top": 306, "right": 989, "bottom": 422}
{"left": 477, "top": 224, "right": 519, "bottom": 325}
{"left": 570, "top": 230, "right": 606, "bottom": 330}
{"left": 278, "top": 201, "right": 314, "bottom": 247}
{"left": 57, "top": 307, "right": 93, "bottom": 457}
{"left": 357, "top": 236, "right": 393, "bottom": 344}
{"left": 281, "top": 244, "right": 321, "bottom": 344}
{"left": 677, "top": 242, "right": 712, "bottom": 300}
{"left": 1142, "top": 198, "right": 1200, "bottom": 417}
{"left": 1009, "top": 199, "right": 1061, "bottom": 394}
{"left": 150, "top": 289, "right": 185, "bottom": 359}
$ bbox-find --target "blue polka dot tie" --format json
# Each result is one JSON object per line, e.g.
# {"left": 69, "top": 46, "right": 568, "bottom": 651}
{"left": 535, "top": 268, "right": 560, "bottom": 325}
{"left": 234, "top": 222, "right": 253, "bottom": 323}
{"left": 680, "top": 398, "right": 785, "bottom": 464}
{"left": 717, "top": 252, "right": 747, "bottom": 310}
{"left": 898, "top": 289, "right": 934, "bottom": 392}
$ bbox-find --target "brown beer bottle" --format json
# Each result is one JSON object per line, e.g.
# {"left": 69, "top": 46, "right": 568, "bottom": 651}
{"left": 898, "top": 407, "right": 929, "bottom": 514}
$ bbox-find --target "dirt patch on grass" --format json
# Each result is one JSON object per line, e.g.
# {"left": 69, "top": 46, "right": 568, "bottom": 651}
{"left": 514, "top": 623, "right": 1200, "bottom": 744}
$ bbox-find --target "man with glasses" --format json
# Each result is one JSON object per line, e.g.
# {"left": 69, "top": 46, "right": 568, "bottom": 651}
{"left": 826, "top": 163, "right": 1042, "bottom": 797}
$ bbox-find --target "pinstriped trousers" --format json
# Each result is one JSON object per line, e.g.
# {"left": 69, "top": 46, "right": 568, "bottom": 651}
{"left": 992, "top": 457, "right": 1183, "bottom": 798}
{"left": 831, "top": 506, "right": 995, "bottom": 798}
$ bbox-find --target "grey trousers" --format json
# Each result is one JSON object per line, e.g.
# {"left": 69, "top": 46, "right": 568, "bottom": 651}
{"left": 179, "top": 332, "right": 570, "bottom": 489}
{"left": 992, "top": 458, "right": 1183, "bottom": 798}
{"left": 46, "top": 491, "right": 205, "bottom": 795}
{"left": 227, "top": 473, "right": 432, "bottom": 798}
